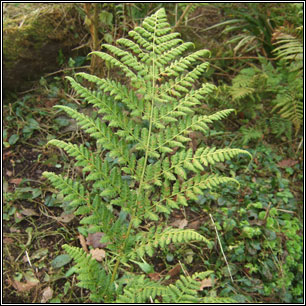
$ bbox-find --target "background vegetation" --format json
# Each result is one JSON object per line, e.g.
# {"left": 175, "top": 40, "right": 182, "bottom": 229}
{"left": 3, "top": 3, "right": 303, "bottom": 303}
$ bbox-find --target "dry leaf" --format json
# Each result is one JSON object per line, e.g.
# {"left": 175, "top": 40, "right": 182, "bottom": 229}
{"left": 20, "top": 208, "right": 39, "bottom": 217}
{"left": 277, "top": 159, "right": 298, "bottom": 168}
{"left": 11, "top": 279, "right": 39, "bottom": 292}
{"left": 41, "top": 286, "right": 53, "bottom": 303}
{"left": 148, "top": 272, "right": 161, "bottom": 281}
{"left": 167, "top": 264, "right": 181, "bottom": 278}
{"left": 90, "top": 248, "right": 106, "bottom": 261}
{"left": 56, "top": 212, "right": 75, "bottom": 223}
{"left": 3, "top": 237, "right": 14, "bottom": 244}
{"left": 45, "top": 98, "right": 59, "bottom": 108}
{"left": 78, "top": 234, "right": 88, "bottom": 253}
{"left": 15, "top": 212, "right": 23, "bottom": 220}
{"left": 199, "top": 277, "right": 213, "bottom": 290}
{"left": 10, "top": 178, "right": 23, "bottom": 185}
{"left": 170, "top": 219, "right": 188, "bottom": 229}
{"left": 86, "top": 232, "right": 108, "bottom": 248}
{"left": 3, "top": 151, "right": 13, "bottom": 161}
{"left": 10, "top": 227, "right": 20, "bottom": 233}
{"left": 188, "top": 219, "right": 201, "bottom": 230}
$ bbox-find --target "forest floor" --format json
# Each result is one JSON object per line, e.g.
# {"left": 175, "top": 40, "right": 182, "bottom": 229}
{"left": 3, "top": 76, "right": 303, "bottom": 303}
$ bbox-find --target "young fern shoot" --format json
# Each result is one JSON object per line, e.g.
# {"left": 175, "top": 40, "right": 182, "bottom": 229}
{"left": 43, "top": 8, "right": 251, "bottom": 303}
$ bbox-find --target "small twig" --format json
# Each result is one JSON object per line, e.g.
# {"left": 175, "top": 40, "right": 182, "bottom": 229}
{"left": 276, "top": 208, "right": 295, "bottom": 214}
{"left": 65, "top": 92, "right": 82, "bottom": 105}
{"left": 262, "top": 202, "right": 272, "bottom": 226}
{"left": 209, "top": 214, "right": 234, "bottom": 283}
{"left": 44, "top": 65, "right": 90, "bottom": 78}
{"left": 172, "top": 3, "right": 193, "bottom": 32}
{"left": 178, "top": 260, "right": 189, "bottom": 276}
{"left": 205, "top": 56, "right": 277, "bottom": 61}
{"left": 296, "top": 137, "right": 303, "bottom": 156}
{"left": 25, "top": 250, "right": 32, "bottom": 267}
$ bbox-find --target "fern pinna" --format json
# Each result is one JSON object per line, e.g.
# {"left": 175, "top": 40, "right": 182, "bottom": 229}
{"left": 43, "top": 8, "right": 250, "bottom": 303}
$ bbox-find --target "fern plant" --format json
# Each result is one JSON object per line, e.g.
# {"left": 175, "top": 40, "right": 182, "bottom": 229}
{"left": 43, "top": 8, "right": 251, "bottom": 303}
{"left": 227, "top": 66, "right": 269, "bottom": 119}
{"left": 271, "top": 74, "right": 303, "bottom": 135}
{"left": 271, "top": 26, "right": 303, "bottom": 134}
{"left": 272, "top": 25, "right": 303, "bottom": 74}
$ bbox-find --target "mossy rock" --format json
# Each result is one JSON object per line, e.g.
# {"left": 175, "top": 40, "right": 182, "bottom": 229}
{"left": 3, "top": 3, "right": 87, "bottom": 94}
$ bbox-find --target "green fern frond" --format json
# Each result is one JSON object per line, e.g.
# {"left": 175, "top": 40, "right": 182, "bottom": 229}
{"left": 116, "top": 271, "right": 236, "bottom": 303}
{"left": 229, "top": 68, "right": 259, "bottom": 102}
{"left": 53, "top": 105, "right": 134, "bottom": 166}
{"left": 145, "top": 109, "right": 237, "bottom": 157}
{"left": 116, "top": 274, "right": 201, "bottom": 303}
{"left": 91, "top": 51, "right": 139, "bottom": 81}
{"left": 271, "top": 79, "right": 303, "bottom": 134}
{"left": 239, "top": 127, "right": 263, "bottom": 146}
{"left": 63, "top": 79, "right": 141, "bottom": 141}
{"left": 157, "top": 42, "right": 194, "bottom": 67}
{"left": 115, "top": 275, "right": 166, "bottom": 303}
{"left": 269, "top": 114, "right": 292, "bottom": 139}
{"left": 273, "top": 29, "right": 303, "bottom": 62}
{"left": 43, "top": 8, "right": 252, "bottom": 303}
{"left": 202, "top": 296, "right": 237, "bottom": 303}
{"left": 162, "top": 275, "right": 201, "bottom": 303}
{"left": 46, "top": 140, "right": 132, "bottom": 200}
{"left": 75, "top": 73, "right": 145, "bottom": 116}
{"left": 158, "top": 174, "right": 241, "bottom": 214}
{"left": 42, "top": 171, "right": 90, "bottom": 208}
{"left": 62, "top": 244, "right": 113, "bottom": 302}
{"left": 46, "top": 139, "right": 101, "bottom": 174}
{"left": 102, "top": 43, "right": 148, "bottom": 74}
{"left": 132, "top": 226, "right": 211, "bottom": 259}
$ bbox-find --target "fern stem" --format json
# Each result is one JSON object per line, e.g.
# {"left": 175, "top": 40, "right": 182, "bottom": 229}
{"left": 110, "top": 13, "right": 159, "bottom": 285}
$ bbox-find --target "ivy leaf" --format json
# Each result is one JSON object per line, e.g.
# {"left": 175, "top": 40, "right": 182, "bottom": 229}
{"left": 130, "top": 259, "right": 154, "bottom": 274}
{"left": 51, "top": 254, "right": 72, "bottom": 269}
{"left": 8, "top": 134, "right": 19, "bottom": 145}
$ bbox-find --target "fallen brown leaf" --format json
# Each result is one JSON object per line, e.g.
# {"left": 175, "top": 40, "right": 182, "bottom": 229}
{"left": 10, "top": 178, "right": 23, "bottom": 185}
{"left": 188, "top": 219, "right": 201, "bottom": 230}
{"left": 78, "top": 234, "right": 88, "bottom": 253}
{"left": 277, "top": 159, "right": 298, "bottom": 168}
{"left": 3, "top": 151, "right": 13, "bottom": 161}
{"left": 170, "top": 218, "right": 188, "bottom": 229}
{"left": 20, "top": 208, "right": 39, "bottom": 217}
{"left": 14, "top": 212, "right": 24, "bottom": 220}
{"left": 11, "top": 279, "right": 39, "bottom": 292}
{"left": 41, "top": 286, "right": 53, "bottom": 303}
{"left": 167, "top": 264, "right": 181, "bottom": 279}
{"left": 10, "top": 227, "right": 21, "bottom": 233}
{"left": 3, "top": 237, "right": 14, "bottom": 244}
{"left": 56, "top": 212, "right": 75, "bottom": 223}
{"left": 45, "top": 98, "right": 59, "bottom": 108}
{"left": 148, "top": 272, "right": 161, "bottom": 281}
{"left": 6, "top": 170, "right": 13, "bottom": 176}
{"left": 199, "top": 277, "right": 213, "bottom": 290}
{"left": 86, "top": 232, "right": 108, "bottom": 248}
{"left": 90, "top": 248, "right": 106, "bottom": 261}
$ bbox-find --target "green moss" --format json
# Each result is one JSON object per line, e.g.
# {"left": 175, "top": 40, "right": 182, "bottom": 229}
{"left": 3, "top": 3, "right": 81, "bottom": 61}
